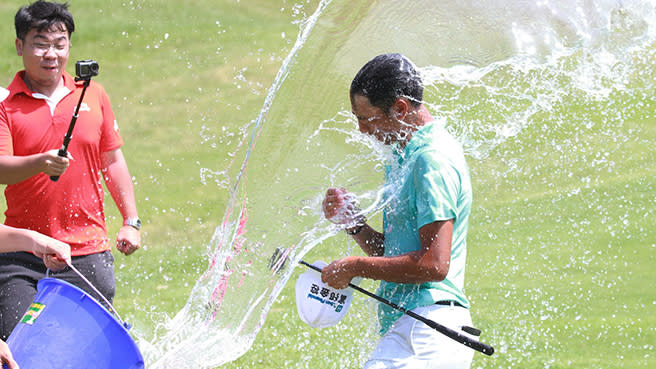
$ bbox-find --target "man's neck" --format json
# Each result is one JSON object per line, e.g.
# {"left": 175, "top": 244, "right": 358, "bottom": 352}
{"left": 23, "top": 74, "right": 65, "bottom": 98}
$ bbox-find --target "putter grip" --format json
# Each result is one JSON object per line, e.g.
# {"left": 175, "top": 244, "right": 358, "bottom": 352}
{"left": 49, "top": 148, "right": 68, "bottom": 182}
{"left": 417, "top": 313, "right": 495, "bottom": 355}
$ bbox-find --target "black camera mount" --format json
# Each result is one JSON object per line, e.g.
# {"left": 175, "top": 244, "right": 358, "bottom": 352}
{"left": 50, "top": 60, "right": 99, "bottom": 182}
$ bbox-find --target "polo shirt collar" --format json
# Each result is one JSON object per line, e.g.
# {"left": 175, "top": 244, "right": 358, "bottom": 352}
{"left": 6, "top": 70, "right": 76, "bottom": 101}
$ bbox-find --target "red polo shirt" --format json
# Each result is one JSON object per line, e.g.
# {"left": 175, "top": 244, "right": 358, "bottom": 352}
{"left": 0, "top": 71, "right": 123, "bottom": 256}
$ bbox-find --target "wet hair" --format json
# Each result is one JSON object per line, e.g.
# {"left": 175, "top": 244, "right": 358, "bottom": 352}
{"left": 350, "top": 53, "right": 423, "bottom": 113}
{"left": 15, "top": 0, "right": 75, "bottom": 41}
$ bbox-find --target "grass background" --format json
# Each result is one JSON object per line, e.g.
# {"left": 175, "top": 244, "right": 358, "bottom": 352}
{"left": 1, "top": 0, "right": 655, "bottom": 368}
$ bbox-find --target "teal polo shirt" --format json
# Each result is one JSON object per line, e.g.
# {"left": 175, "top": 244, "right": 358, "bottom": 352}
{"left": 377, "top": 119, "right": 472, "bottom": 334}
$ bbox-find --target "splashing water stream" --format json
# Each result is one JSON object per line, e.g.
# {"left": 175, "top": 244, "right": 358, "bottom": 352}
{"left": 135, "top": 0, "right": 655, "bottom": 368}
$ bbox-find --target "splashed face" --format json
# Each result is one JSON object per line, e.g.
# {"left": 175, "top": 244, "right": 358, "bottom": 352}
{"left": 351, "top": 94, "right": 411, "bottom": 146}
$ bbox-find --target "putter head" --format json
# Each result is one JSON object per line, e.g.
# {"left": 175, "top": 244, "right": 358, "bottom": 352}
{"left": 268, "top": 247, "right": 288, "bottom": 274}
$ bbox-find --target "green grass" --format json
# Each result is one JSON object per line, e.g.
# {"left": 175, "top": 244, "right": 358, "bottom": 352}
{"left": 2, "top": 1, "right": 655, "bottom": 368}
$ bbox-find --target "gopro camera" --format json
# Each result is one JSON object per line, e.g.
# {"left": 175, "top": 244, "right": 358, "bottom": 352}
{"left": 75, "top": 59, "right": 99, "bottom": 79}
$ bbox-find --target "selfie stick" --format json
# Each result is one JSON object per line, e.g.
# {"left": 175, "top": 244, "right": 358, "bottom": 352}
{"left": 49, "top": 77, "right": 91, "bottom": 182}
{"left": 299, "top": 260, "right": 495, "bottom": 356}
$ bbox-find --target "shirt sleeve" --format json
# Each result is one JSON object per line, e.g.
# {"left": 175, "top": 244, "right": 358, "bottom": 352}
{"left": 0, "top": 105, "right": 13, "bottom": 156}
{"left": 96, "top": 83, "right": 123, "bottom": 152}
{"left": 412, "top": 151, "right": 461, "bottom": 229}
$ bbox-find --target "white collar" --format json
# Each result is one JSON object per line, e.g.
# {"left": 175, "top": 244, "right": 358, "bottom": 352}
{"left": 32, "top": 87, "right": 71, "bottom": 116}
{"left": 0, "top": 87, "right": 8, "bottom": 102}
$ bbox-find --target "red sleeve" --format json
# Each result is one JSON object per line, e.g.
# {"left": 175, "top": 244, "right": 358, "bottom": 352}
{"left": 96, "top": 83, "right": 123, "bottom": 152}
{"left": 0, "top": 103, "right": 13, "bottom": 156}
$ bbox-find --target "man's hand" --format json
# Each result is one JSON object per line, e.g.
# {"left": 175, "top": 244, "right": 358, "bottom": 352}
{"left": 321, "top": 256, "right": 358, "bottom": 290}
{"left": 41, "top": 149, "right": 72, "bottom": 177}
{"left": 0, "top": 340, "right": 19, "bottom": 369}
{"left": 29, "top": 230, "right": 71, "bottom": 271}
{"left": 322, "top": 187, "right": 363, "bottom": 226}
{"left": 116, "top": 226, "right": 140, "bottom": 255}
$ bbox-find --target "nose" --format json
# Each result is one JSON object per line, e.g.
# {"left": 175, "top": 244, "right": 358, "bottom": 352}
{"left": 357, "top": 120, "right": 368, "bottom": 134}
{"left": 43, "top": 46, "right": 58, "bottom": 58}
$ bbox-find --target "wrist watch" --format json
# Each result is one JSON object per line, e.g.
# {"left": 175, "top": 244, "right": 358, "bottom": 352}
{"left": 124, "top": 218, "right": 142, "bottom": 230}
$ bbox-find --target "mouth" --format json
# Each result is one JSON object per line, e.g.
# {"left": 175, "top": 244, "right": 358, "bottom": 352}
{"left": 41, "top": 65, "right": 59, "bottom": 73}
{"left": 373, "top": 131, "right": 393, "bottom": 143}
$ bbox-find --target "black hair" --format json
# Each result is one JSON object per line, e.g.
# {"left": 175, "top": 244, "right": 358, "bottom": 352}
{"left": 15, "top": 0, "right": 75, "bottom": 41}
{"left": 350, "top": 53, "right": 423, "bottom": 113}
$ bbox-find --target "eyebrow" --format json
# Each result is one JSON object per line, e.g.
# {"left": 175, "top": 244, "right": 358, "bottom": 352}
{"left": 32, "top": 34, "right": 69, "bottom": 43}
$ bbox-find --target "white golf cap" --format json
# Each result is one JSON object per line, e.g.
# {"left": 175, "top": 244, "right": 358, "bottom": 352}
{"left": 0, "top": 87, "right": 8, "bottom": 102}
{"left": 295, "top": 260, "right": 355, "bottom": 328}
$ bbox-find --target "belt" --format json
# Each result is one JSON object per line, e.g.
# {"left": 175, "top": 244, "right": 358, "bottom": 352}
{"left": 435, "top": 300, "right": 466, "bottom": 308}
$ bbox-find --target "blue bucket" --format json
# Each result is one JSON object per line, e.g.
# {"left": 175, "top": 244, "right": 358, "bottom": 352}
{"left": 5, "top": 278, "right": 144, "bottom": 369}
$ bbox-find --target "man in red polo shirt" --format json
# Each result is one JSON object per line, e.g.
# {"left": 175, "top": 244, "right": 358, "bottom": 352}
{"left": 0, "top": 0, "right": 141, "bottom": 339}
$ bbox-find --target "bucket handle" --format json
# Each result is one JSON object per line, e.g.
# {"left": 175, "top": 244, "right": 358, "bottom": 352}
{"left": 46, "top": 261, "right": 129, "bottom": 329}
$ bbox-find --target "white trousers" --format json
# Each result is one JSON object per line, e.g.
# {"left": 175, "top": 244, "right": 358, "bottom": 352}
{"left": 363, "top": 304, "right": 477, "bottom": 369}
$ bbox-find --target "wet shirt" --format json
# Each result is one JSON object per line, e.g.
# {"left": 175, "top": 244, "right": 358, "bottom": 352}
{"left": 0, "top": 71, "right": 123, "bottom": 256}
{"left": 377, "top": 119, "right": 472, "bottom": 334}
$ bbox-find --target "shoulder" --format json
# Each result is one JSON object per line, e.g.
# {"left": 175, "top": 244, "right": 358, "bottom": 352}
{"left": 64, "top": 72, "right": 108, "bottom": 95}
{"left": 412, "top": 149, "right": 455, "bottom": 179}
{"left": 76, "top": 79, "right": 108, "bottom": 94}
{"left": 422, "top": 125, "right": 466, "bottom": 168}
{"left": 88, "top": 80, "right": 107, "bottom": 91}
{"left": 411, "top": 142, "right": 469, "bottom": 188}
{"left": 71, "top": 80, "right": 111, "bottom": 106}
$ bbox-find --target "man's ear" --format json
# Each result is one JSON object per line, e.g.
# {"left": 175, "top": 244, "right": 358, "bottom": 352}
{"left": 390, "top": 97, "right": 410, "bottom": 119}
{"left": 16, "top": 38, "right": 24, "bottom": 56}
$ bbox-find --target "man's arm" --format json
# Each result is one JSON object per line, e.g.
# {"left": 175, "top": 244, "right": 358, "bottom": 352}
{"left": 346, "top": 222, "right": 385, "bottom": 257}
{"left": 101, "top": 148, "right": 140, "bottom": 255}
{"left": 0, "top": 224, "right": 71, "bottom": 270}
{"left": 322, "top": 187, "right": 385, "bottom": 256}
{"left": 321, "top": 219, "right": 453, "bottom": 289}
{"left": 0, "top": 150, "right": 70, "bottom": 184}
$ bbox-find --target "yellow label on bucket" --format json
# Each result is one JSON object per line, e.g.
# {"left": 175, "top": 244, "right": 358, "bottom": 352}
{"left": 20, "top": 302, "right": 46, "bottom": 325}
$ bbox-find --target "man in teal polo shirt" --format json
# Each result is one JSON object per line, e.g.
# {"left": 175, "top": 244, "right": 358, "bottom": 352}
{"left": 321, "top": 53, "right": 476, "bottom": 368}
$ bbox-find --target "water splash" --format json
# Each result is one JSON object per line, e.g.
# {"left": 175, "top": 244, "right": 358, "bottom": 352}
{"left": 140, "top": 0, "right": 656, "bottom": 368}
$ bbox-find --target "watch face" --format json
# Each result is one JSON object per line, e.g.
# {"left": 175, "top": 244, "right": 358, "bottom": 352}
{"left": 126, "top": 218, "right": 141, "bottom": 230}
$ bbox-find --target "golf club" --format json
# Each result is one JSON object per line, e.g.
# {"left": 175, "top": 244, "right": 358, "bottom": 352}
{"left": 299, "top": 260, "right": 495, "bottom": 356}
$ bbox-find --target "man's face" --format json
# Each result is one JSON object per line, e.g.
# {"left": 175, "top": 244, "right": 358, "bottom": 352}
{"left": 351, "top": 94, "right": 407, "bottom": 145}
{"left": 16, "top": 24, "right": 70, "bottom": 92}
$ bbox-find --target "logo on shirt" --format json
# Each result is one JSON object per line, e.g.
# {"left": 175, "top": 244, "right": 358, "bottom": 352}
{"left": 79, "top": 102, "right": 91, "bottom": 112}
